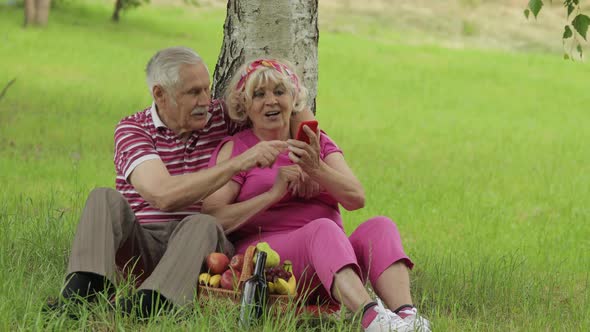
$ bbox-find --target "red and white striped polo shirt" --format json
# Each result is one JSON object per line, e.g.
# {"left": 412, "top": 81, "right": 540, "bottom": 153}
{"left": 114, "top": 99, "right": 239, "bottom": 224}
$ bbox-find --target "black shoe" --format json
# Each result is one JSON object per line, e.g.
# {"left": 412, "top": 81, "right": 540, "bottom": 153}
{"left": 44, "top": 272, "right": 115, "bottom": 320}
{"left": 62, "top": 272, "right": 114, "bottom": 300}
{"left": 118, "top": 289, "right": 174, "bottom": 320}
{"left": 42, "top": 296, "right": 84, "bottom": 320}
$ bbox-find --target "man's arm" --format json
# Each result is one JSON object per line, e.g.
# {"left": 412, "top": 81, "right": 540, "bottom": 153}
{"left": 130, "top": 158, "right": 240, "bottom": 212}
{"left": 129, "top": 140, "right": 287, "bottom": 212}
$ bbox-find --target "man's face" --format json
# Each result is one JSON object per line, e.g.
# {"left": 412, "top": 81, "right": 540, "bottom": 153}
{"left": 161, "top": 62, "right": 211, "bottom": 135}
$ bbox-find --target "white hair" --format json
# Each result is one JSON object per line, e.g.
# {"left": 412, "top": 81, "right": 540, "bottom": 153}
{"left": 145, "top": 46, "right": 206, "bottom": 96}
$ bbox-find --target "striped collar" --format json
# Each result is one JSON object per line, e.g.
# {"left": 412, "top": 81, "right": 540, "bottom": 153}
{"left": 150, "top": 102, "right": 167, "bottom": 129}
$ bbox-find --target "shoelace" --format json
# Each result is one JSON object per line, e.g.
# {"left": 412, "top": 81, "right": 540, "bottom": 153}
{"left": 373, "top": 299, "right": 408, "bottom": 330}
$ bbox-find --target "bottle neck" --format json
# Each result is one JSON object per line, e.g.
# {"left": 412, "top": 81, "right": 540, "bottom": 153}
{"left": 254, "top": 251, "right": 267, "bottom": 276}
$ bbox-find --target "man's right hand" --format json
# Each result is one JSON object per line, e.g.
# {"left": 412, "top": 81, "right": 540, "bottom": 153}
{"left": 234, "top": 140, "right": 288, "bottom": 172}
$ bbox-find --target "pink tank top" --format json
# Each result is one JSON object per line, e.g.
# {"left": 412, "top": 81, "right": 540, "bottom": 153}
{"left": 209, "top": 129, "right": 345, "bottom": 240}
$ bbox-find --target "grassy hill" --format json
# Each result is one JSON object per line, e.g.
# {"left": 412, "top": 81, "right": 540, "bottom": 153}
{"left": 0, "top": 1, "right": 589, "bottom": 330}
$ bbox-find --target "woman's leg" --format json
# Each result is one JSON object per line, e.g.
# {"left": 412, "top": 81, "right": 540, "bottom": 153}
{"left": 349, "top": 216, "right": 414, "bottom": 310}
{"left": 331, "top": 266, "right": 373, "bottom": 311}
{"left": 373, "top": 262, "right": 412, "bottom": 310}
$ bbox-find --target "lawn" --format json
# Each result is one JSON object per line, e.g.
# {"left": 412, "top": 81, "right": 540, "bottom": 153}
{"left": 0, "top": 1, "right": 589, "bottom": 331}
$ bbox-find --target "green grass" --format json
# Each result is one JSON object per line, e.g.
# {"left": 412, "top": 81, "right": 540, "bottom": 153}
{"left": 1, "top": 1, "right": 589, "bottom": 330}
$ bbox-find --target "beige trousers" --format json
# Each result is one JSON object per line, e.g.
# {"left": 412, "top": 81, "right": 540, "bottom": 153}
{"left": 66, "top": 187, "right": 233, "bottom": 306}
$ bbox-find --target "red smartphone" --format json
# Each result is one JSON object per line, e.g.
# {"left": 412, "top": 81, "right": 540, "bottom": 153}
{"left": 296, "top": 120, "right": 319, "bottom": 144}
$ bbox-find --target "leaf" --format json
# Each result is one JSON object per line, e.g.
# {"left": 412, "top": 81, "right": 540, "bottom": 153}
{"left": 567, "top": 4, "right": 575, "bottom": 17}
{"left": 577, "top": 44, "right": 583, "bottom": 57}
{"left": 524, "top": 8, "right": 530, "bottom": 19}
{"left": 563, "top": 53, "right": 570, "bottom": 60}
{"left": 572, "top": 14, "right": 590, "bottom": 40}
{"left": 563, "top": 25, "right": 573, "bottom": 39}
{"left": 528, "top": 0, "right": 544, "bottom": 18}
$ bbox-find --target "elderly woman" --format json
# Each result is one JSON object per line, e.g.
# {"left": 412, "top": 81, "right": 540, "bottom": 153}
{"left": 202, "top": 59, "right": 430, "bottom": 332}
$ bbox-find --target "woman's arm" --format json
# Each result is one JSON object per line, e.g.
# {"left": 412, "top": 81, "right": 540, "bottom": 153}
{"left": 287, "top": 126, "right": 365, "bottom": 211}
{"left": 309, "top": 153, "right": 365, "bottom": 211}
{"left": 202, "top": 142, "right": 302, "bottom": 234}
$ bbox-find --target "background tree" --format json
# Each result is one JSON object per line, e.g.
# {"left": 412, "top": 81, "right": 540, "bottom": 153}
{"left": 24, "top": 0, "right": 52, "bottom": 27}
{"left": 112, "top": 0, "right": 150, "bottom": 22}
{"left": 525, "top": 0, "right": 590, "bottom": 58}
{"left": 212, "top": 0, "right": 319, "bottom": 113}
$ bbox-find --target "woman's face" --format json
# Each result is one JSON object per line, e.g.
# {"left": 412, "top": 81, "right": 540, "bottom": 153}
{"left": 246, "top": 80, "right": 294, "bottom": 132}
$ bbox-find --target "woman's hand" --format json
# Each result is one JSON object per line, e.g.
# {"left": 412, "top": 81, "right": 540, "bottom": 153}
{"left": 287, "top": 125, "right": 321, "bottom": 175}
{"left": 269, "top": 165, "right": 304, "bottom": 200}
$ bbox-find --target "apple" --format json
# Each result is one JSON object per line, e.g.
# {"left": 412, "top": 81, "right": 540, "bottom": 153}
{"left": 206, "top": 252, "right": 230, "bottom": 275}
{"left": 229, "top": 254, "right": 245, "bottom": 272}
{"left": 221, "top": 269, "right": 241, "bottom": 290}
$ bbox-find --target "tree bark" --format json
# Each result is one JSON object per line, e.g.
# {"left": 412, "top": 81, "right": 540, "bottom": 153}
{"left": 24, "top": 0, "right": 51, "bottom": 27}
{"left": 213, "top": 0, "right": 319, "bottom": 112}
{"left": 35, "top": 0, "right": 51, "bottom": 26}
{"left": 24, "top": 0, "right": 37, "bottom": 27}
{"left": 112, "top": 0, "right": 123, "bottom": 22}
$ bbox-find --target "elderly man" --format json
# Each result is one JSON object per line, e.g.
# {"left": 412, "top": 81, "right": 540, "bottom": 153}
{"left": 49, "top": 46, "right": 311, "bottom": 317}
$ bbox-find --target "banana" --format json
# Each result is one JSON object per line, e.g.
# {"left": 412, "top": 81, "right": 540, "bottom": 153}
{"left": 283, "top": 260, "right": 297, "bottom": 295}
{"left": 286, "top": 276, "right": 296, "bottom": 294}
{"left": 274, "top": 278, "right": 290, "bottom": 295}
{"left": 274, "top": 277, "right": 296, "bottom": 295}
{"left": 198, "top": 272, "right": 211, "bottom": 285}
{"left": 286, "top": 277, "right": 296, "bottom": 295}
{"left": 208, "top": 274, "right": 222, "bottom": 288}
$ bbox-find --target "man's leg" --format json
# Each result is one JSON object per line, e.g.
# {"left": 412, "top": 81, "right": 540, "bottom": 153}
{"left": 63, "top": 187, "right": 138, "bottom": 301}
{"left": 138, "top": 214, "right": 234, "bottom": 307}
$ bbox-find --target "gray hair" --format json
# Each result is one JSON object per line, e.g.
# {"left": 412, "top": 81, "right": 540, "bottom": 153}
{"left": 145, "top": 46, "right": 206, "bottom": 96}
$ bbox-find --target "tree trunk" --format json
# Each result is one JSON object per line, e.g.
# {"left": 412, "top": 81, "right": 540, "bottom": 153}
{"left": 213, "top": 0, "right": 319, "bottom": 112}
{"left": 24, "top": 0, "right": 37, "bottom": 27}
{"left": 35, "top": 0, "right": 51, "bottom": 26}
{"left": 112, "top": 0, "right": 123, "bottom": 22}
{"left": 24, "top": 0, "right": 51, "bottom": 27}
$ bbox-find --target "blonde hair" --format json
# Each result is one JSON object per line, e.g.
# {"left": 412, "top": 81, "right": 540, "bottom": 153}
{"left": 225, "top": 59, "right": 308, "bottom": 123}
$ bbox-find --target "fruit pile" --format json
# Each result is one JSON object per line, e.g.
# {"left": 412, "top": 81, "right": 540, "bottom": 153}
{"left": 253, "top": 242, "right": 296, "bottom": 296}
{"left": 265, "top": 260, "right": 296, "bottom": 295}
{"left": 199, "top": 252, "right": 244, "bottom": 291}
{"left": 198, "top": 242, "right": 297, "bottom": 296}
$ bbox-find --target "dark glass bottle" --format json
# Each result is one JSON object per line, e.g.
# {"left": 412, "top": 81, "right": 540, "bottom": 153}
{"left": 239, "top": 251, "right": 269, "bottom": 328}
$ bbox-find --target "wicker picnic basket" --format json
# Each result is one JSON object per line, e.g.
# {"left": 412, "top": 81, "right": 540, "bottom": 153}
{"left": 198, "top": 245, "right": 297, "bottom": 308}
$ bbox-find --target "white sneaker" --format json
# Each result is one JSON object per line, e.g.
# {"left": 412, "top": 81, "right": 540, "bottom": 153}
{"left": 399, "top": 307, "right": 431, "bottom": 332}
{"left": 364, "top": 299, "right": 411, "bottom": 332}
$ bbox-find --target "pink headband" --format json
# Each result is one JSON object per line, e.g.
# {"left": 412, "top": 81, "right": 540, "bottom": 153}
{"left": 235, "top": 59, "right": 300, "bottom": 92}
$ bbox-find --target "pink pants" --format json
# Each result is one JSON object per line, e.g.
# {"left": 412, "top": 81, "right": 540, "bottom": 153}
{"left": 234, "top": 216, "right": 413, "bottom": 304}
